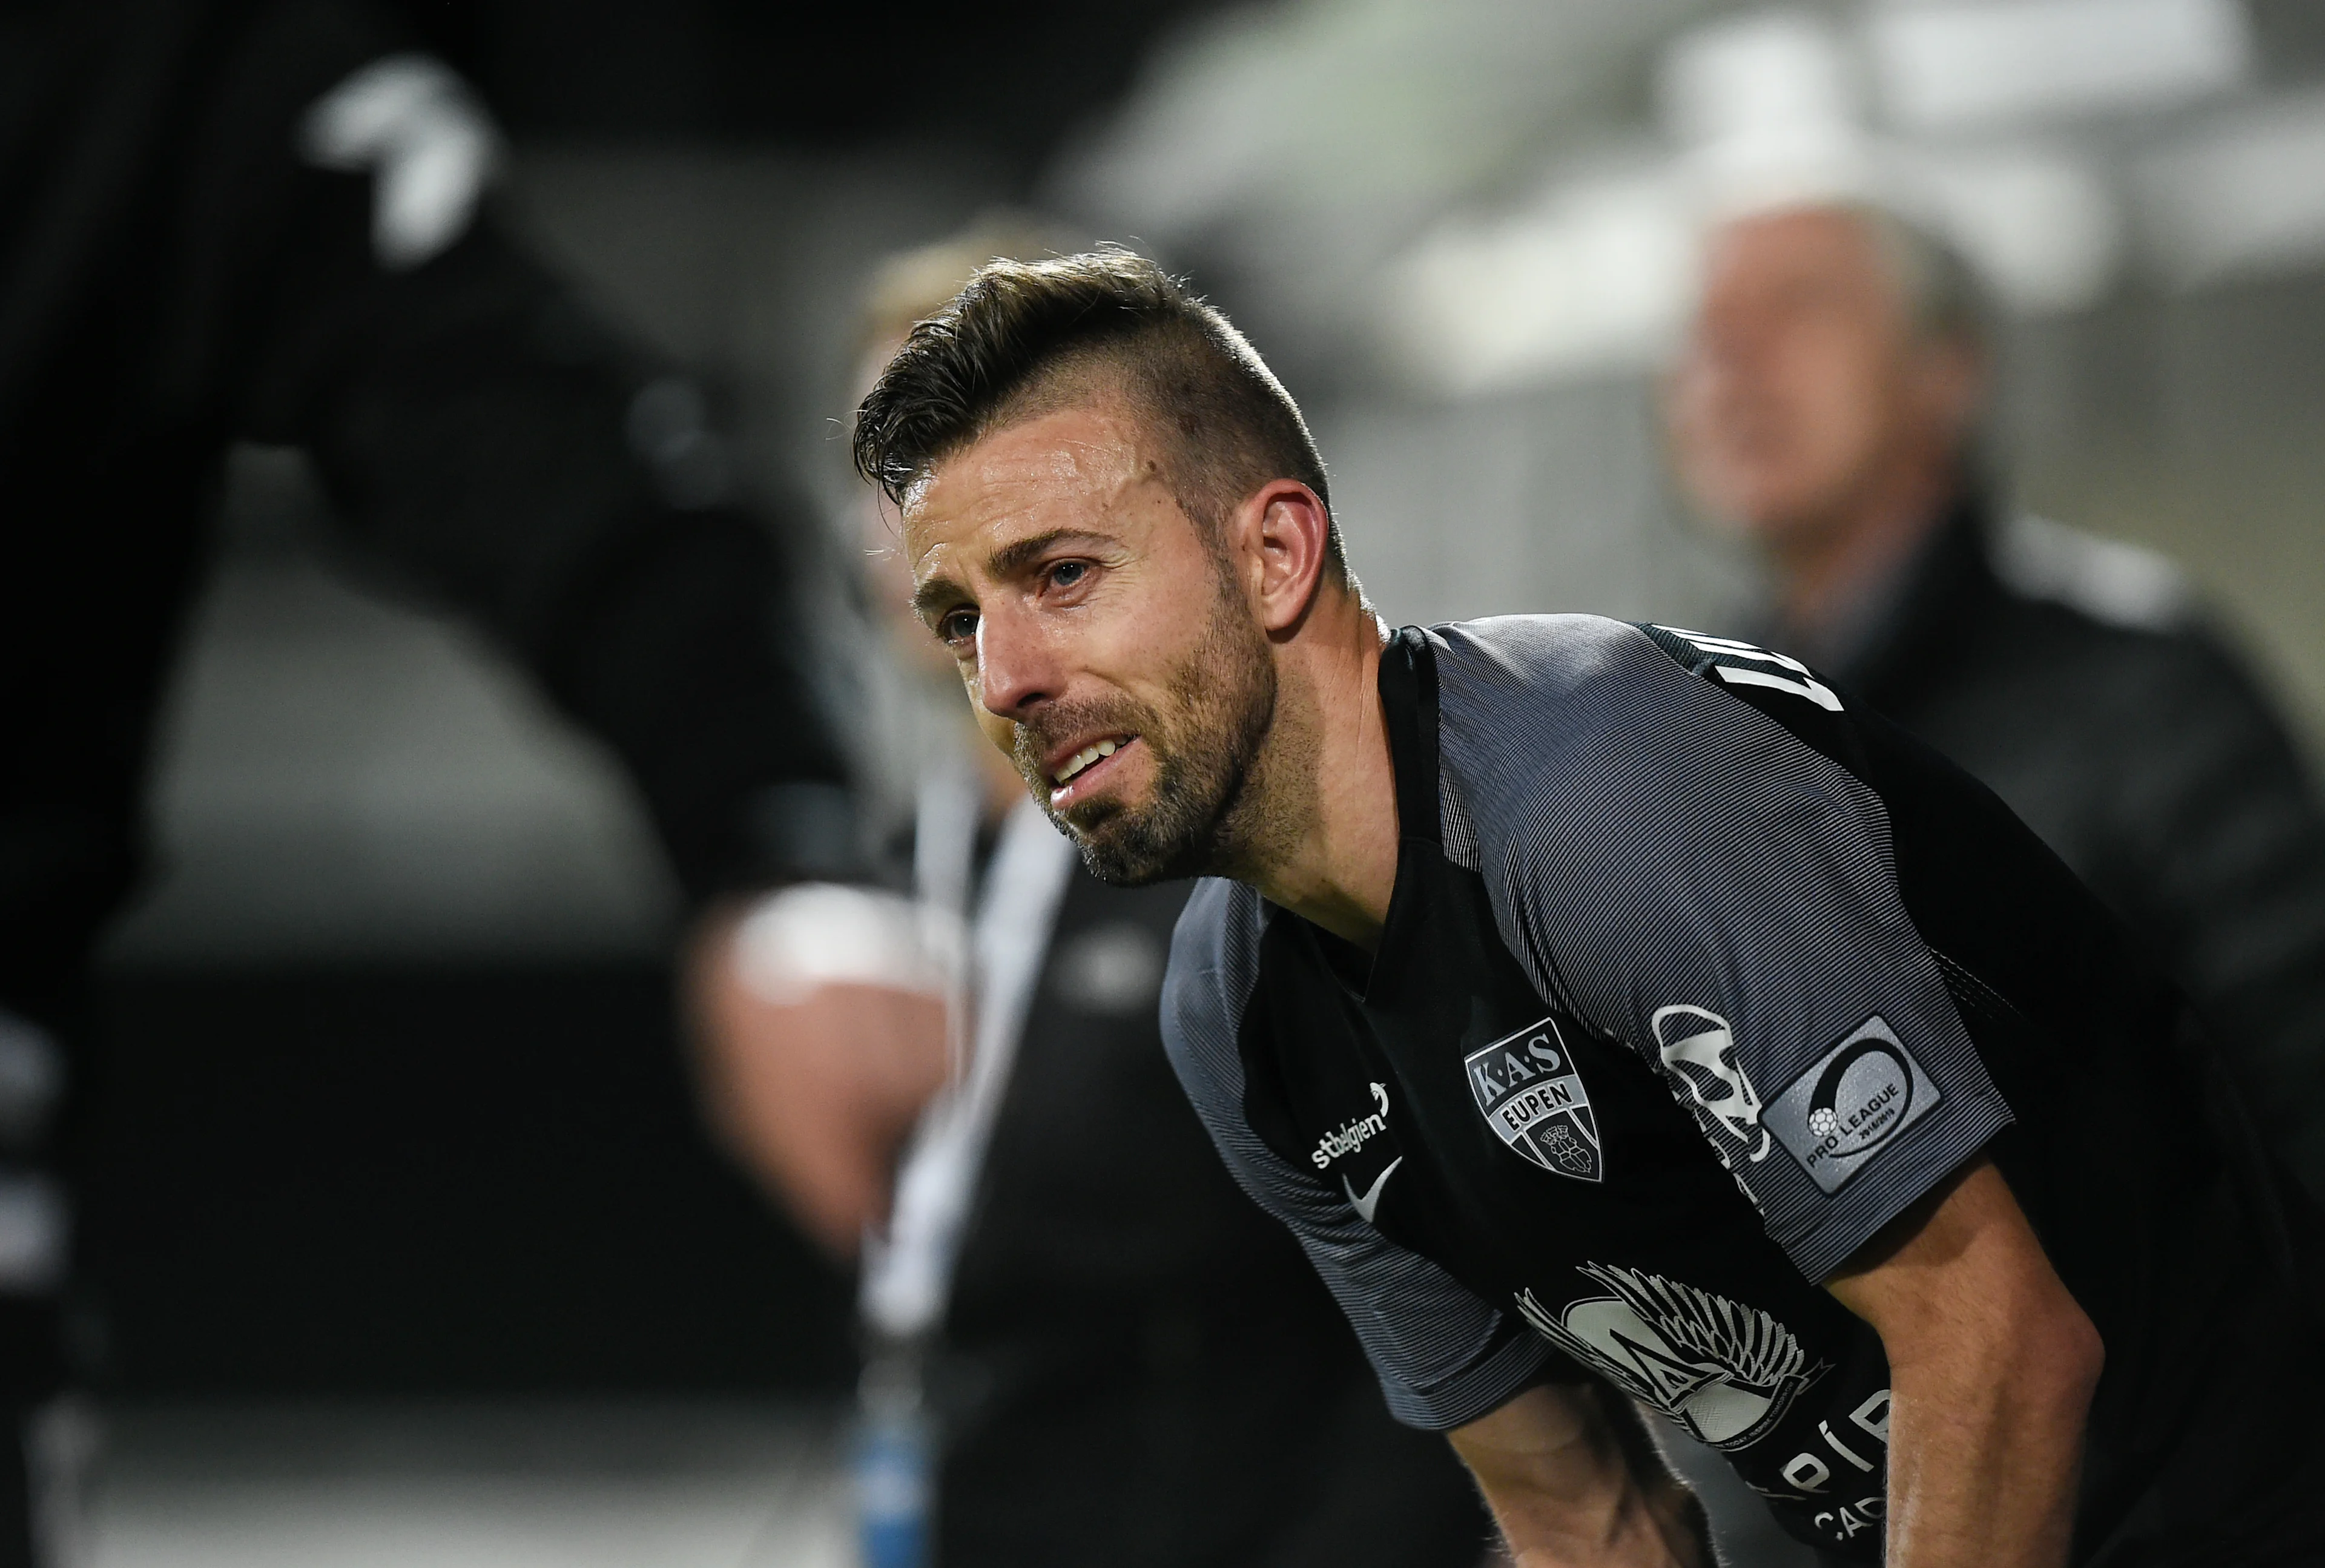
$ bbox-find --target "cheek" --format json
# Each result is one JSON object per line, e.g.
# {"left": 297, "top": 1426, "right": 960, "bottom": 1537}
{"left": 975, "top": 709, "right": 1016, "bottom": 759}
{"left": 1669, "top": 372, "right": 1737, "bottom": 472}
{"left": 1040, "top": 567, "right": 1179, "bottom": 687}
{"left": 1727, "top": 342, "right": 1875, "bottom": 481}
{"left": 1791, "top": 326, "right": 1895, "bottom": 435}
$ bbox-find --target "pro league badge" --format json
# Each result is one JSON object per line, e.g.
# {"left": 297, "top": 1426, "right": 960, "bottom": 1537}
{"left": 1465, "top": 1015, "right": 1603, "bottom": 1182}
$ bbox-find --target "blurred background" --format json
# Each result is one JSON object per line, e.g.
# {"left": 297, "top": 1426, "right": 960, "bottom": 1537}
{"left": 66, "top": 0, "right": 2325, "bottom": 1561}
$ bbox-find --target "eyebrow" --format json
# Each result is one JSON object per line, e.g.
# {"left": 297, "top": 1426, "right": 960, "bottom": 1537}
{"left": 909, "top": 572, "right": 965, "bottom": 622}
{"left": 909, "top": 529, "right": 1113, "bottom": 621}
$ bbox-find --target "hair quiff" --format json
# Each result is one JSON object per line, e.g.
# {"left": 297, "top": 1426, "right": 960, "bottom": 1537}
{"left": 851, "top": 246, "right": 1347, "bottom": 579}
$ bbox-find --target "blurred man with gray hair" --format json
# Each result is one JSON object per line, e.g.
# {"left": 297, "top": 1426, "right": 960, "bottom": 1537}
{"left": 1668, "top": 200, "right": 2325, "bottom": 1194}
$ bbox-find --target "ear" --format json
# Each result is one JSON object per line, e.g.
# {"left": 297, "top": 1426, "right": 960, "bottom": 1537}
{"left": 1227, "top": 479, "right": 1334, "bottom": 636}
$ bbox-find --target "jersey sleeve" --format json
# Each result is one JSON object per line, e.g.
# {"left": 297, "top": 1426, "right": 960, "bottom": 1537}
{"left": 1161, "top": 880, "right": 1557, "bottom": 1429}
{"left": 1438, "top": 617, "right": 2016, "bottom": 1283}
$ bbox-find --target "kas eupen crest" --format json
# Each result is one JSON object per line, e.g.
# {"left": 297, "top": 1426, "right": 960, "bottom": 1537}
{"left": 1464, "top": 1016, "right": 1603, "bottom": 1182}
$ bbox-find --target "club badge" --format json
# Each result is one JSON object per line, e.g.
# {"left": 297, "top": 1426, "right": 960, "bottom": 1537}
{"left": 1464, "top": 1015, "right": 1602, "bottom": 1182}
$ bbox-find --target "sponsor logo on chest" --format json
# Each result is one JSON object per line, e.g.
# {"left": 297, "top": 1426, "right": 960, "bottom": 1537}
{"left": 1464, "top": 1016, "right": 1603, "bottom": 1182}
{"left": 1311, "top": 1082, "right": 1391, "bottom": 1168}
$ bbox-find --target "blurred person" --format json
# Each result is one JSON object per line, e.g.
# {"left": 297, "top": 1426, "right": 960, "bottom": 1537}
{"left": 1667, "top": 202, "right": 2325, "bottom": 1197}
{"left": 853, "top": 248, "right": 2325, "bottom": 1566}
{"left": 696, "top": 232, "right": 1494, "bottom": 1568}
{"left": 0, "top": 2, "right": 949, "bottom": 1559}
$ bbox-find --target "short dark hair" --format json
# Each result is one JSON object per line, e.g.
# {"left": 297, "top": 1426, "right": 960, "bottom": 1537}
{"left": 851, "top": 246, "right": 1348, "bottom": 580}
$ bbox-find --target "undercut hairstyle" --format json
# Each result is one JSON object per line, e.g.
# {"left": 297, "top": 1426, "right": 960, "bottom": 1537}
{"left": 851, "top": 246, "right": 1353, "bottom": 585}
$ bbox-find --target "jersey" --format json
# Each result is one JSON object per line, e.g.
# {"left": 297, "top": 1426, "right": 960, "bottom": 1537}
{"left": 1161, "top": 616, "right": 2325, "bottom": 1561}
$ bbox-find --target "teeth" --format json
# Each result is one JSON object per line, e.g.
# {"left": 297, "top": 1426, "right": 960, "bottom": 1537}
{"left": 1052, "top": 737, "right": 1123, "bottom": 785}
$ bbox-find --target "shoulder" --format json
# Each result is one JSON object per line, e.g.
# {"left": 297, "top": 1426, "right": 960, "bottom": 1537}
{"left": 1989, "top": 514, "right": 2190, "bottom": 634}
{"left": 1973, "top": 518, "right": 2231, "bottom": 702}
{"left": 1161, "top": 877, "right": 1271, "bottom": 1086}
{"left": 1431, "top": 613, "right": 1770, "bottom": 748}
{"left": 1428, "top": 613, "right": 1830, "bottom": 851}
{"left": 1431, "top": 613, "right": 1667, "bottom": 708}
{"left": 1431, "top": 615, "right": 1715, "bottom": 794}
{"left": 1976, "top": 519, "right": 2295, "bottom": 743}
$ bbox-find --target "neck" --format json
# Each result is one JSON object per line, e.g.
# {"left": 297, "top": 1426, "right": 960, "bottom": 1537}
{"left": 1773, "top": 454, "right": 1956, "bottom": 642}
{"left": 1242, "top": 596, "right": 1400, "bottom": 952}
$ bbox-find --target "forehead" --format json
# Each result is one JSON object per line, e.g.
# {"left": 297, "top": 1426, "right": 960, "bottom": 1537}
{"left": 1704, "top": 209, "right": 1895, "bottom": 305}
{"left": 901, "top": 400, "right": 1159, "bottom": 577}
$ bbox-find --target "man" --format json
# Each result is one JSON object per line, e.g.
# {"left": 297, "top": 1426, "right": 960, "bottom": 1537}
{"left": 0, "top": 5, "right": 940, "bottom": 1557}
{"left": 698, "top": 234, "right": 1492, "bottom": 1568}
{"left": 1666, "top": 202, "right": 2325, "bottom": 1192}
{"left": 851, "top": 248, "right": 2325, "bottom": 1564}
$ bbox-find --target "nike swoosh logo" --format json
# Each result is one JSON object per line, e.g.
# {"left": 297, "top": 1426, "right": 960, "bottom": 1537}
{"left": 1344, "top": 1157, "right": 1402, "bottom": 1226}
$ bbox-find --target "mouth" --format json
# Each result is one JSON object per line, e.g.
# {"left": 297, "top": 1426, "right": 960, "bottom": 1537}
{"left": 1045, "top": 734, "right": 1138, "bottom": 810}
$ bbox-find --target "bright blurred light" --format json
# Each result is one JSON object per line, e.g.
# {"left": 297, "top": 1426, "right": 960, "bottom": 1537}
{"left": 1661, "top": 10, "right": 1877, "bottom": 216}
{"left": 1867, "top": 0, "right": 2251, "bottom": 134}
{"left": 1379, "top": 170, "right": 1696, "bottom": 395}
{"left": 1380, "top": 0, "right": 2143, "bottom": 397}
{"left": 299, "top": 54, "right": 501, "bottom": 269}
{"left": 2135, "top": 91, "right": 2325, "bottom": 289}
{"left": 1904, "top": 144, "right": 2121, "bottom": 314}
{"left": 1660, "top": 10, "right": 1856, "bottom": 151}
{"left": 1656, "top": 8, "right": 2122, "bottom": 316}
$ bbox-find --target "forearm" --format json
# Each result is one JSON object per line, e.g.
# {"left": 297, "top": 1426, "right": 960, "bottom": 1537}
{"left": 1880, "top": 1346, "right": 2092, "bottom": 1567}
{"left": 1452, "top": 1383, "right": 1707, "bottom": 1568}
{"left": 1830, "top": 1161, "right": 2103, "bottom": 1568}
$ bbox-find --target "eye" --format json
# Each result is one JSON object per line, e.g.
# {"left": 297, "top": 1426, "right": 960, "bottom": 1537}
{"left": 1047, "top": 560, "right": 1089, "bottom": 590}
{"left": 936, "top": 608, "right": 979, "bottom": 647}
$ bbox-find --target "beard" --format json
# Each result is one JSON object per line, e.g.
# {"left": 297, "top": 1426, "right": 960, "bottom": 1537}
{"left": 1014, "top": 572, "right": 1281, "bottom": 887}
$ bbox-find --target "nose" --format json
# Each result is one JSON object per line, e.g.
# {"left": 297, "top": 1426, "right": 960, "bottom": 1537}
{"left": 974, "top": 603, "right": 1059, "bottom": 722}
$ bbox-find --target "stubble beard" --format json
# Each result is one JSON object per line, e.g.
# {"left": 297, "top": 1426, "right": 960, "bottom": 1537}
{"left": 1016, "top": 572, "right": 1289, "bottom": 888}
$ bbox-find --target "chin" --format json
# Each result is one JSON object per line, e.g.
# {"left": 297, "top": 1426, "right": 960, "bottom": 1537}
{"left": 1705, "top": 484, "right": 1825, "bottom": 547}
{"left": 1066, "top": 809, "right": 1211, "bottom": 889}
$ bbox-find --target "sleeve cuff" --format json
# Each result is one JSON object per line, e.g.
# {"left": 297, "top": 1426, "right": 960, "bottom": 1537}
{"left": 1375, "top": 1316, "right": 1564, "bottom": 1432}
{"left": 728, "top": 883, "right": 965, "bottom": 1003}
{"left": 1779, "top": 1082, "right": 2017, "bottom": 1283}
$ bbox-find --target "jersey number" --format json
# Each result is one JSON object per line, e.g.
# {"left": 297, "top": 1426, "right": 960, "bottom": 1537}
{"left": 1655, "top": 627, "right": 1843, "bottom": 713}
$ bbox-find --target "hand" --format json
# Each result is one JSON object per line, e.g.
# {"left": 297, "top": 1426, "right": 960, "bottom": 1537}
{"left": 684, "top": 896, "right": 954, "bottom": 1257}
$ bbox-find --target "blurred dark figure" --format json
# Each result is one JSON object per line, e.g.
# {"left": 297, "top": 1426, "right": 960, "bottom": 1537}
{"left": 0, "top": 2, "right": 948, "bottom": 1559}
{"left": 1667, "top": 202, "right": 2325, "bottom": 1190}
{"left": 693, "top": 236, "right": 1496, "bottom": 1568}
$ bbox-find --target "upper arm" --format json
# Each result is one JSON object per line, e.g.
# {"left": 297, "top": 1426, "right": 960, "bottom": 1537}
{"left": 1825, "top": 1156, "right": 2100, "bottom": 1385}
{"left": 1443, "top": 619, "right": 2016, "bottom": 1283}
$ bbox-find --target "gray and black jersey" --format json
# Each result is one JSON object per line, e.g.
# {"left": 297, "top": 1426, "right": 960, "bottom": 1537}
{"left": 1162, "top": 616, "right": 2325, "bottom": 1562}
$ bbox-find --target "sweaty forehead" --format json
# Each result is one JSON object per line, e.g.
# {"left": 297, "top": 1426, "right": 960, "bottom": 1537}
{"left": 902, "top": 402, "right": 1160, "bottom": 577}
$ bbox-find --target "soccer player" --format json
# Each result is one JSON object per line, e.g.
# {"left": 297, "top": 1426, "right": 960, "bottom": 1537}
{"left": 701, "top": 231, "right": 1492, "bottom": 1568}
{"left": 851, "top": 249, "right": 2325, "bottom": 1566}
